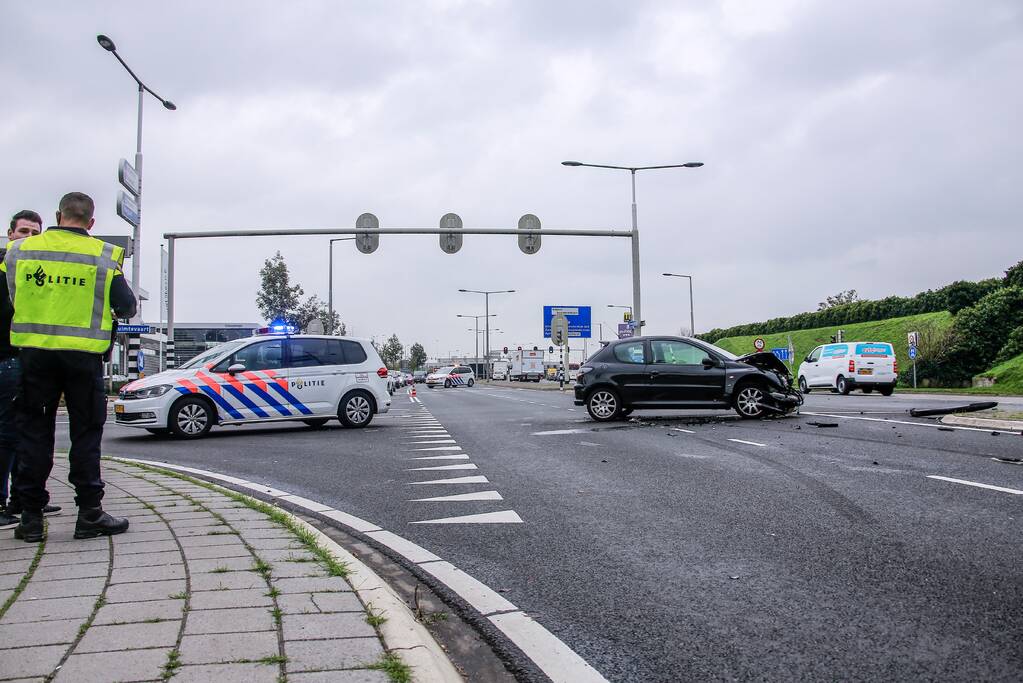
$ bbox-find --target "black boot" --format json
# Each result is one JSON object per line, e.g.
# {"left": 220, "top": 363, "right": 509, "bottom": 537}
{"left": 14, "top": 511, "right": 45, "bottom": 543}
{"left": 74, "top": 507, "right": 129, "bottom": 539}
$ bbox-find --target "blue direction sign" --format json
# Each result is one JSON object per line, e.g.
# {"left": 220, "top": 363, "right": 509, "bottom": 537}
{"left": 771, "top": 347, "right": 791, "bottom": 361}
{"left": 119, "top": 324, "right": 150, "bottom": 335}
{"left": 542, "top": 306, "right": 592, "bottom": 338}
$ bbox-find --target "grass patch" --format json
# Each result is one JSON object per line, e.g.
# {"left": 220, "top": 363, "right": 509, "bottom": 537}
{"left": 266, "top": 587, "right": 282, "bottom": 598}
{"left": 258, "top": 654, "right": 287, "bottom": 665}
{"left": 169, "top": 591, "right": 187, "bottom": 600}
{"left": 252, "top": 558, "right": 273, "bottom": 578}
{"left": 0, "top": 524, "right": 47, "bottom": 620}
{"left": 367, "top": 652, "right": 412, "bottom": 683}
{"left": 144, "top": 617, "right": 167, "bottom": 623}
{"left": 285, "top": 555, "right": 315, "bottom": 563}
{"left": 270, "top": 606, "right": 282, "bottom": 626}
{"left": 210, "top": 566, "right": 231, "bottom": 574}
{"left": 365, "top": 604, "right": 387, "bottom": 627}
{"left": 206, "top": 529, "right": 238, "bottom": 536}
{"left": 161, "top": 648, "right": 182, "bottom": 681}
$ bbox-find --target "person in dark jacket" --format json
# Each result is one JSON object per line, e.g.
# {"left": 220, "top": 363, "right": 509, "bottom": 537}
{"left": 1, "top": 193, "right": 137, "bottom": 542}
{"left": 0, "top": 210, "right": 48, "bottom": 530}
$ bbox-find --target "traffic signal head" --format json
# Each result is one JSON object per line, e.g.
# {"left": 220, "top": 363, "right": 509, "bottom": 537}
{"left": 503, "top": 346, "right": 508, "bottom": 354}
{"left": 623, "top": 311, "right": 632, "bottom": 322}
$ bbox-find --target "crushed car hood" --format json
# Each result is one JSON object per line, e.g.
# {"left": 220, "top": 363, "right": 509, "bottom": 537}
{"left": 736, "top": 352, "right": 792, "bottom": 376}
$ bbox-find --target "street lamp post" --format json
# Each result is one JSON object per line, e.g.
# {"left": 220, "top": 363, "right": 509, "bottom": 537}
{"left": 563, "top": 160, "right": 702, "bottom": 335}
{"left": 663, "top": 273, "right": 696, "bottom": 336}
{"left": 457, "top": 314, "right": 496, "bottom": 376}
{"left": 328, "top": 237, "right": 356, "bottom": 333}
{"left": 96, "top": 34, "right": 176, "bottom": 322}
{"left": 458, "top": 289, "right": 514, "bottom": 378}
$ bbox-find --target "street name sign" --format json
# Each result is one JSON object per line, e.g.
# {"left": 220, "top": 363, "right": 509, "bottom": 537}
{"left": 116, "top": 191, "right": 140, "bottom": 228}
{"left": 118, "top": 159, "right": 140, "bottom": 196}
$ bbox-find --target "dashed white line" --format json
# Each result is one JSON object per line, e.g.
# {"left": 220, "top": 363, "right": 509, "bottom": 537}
{"left": 411, "top": 510, "right": 523, "bottom": 524}
{"left": 408, "top": 464, "right": 479, "bottom": 472}
{"left": 672, "top": 428, "right": 695, "bottom": 434}
{"left": 926, "top": 475, "right": 1023, "bottom": 495}
{"left": 412, "top": 445, "right": 463, "bottom": 452}
{"left": 413, "top": 454, "right": 471, "bottom": 461}
{"left": 409, "top": 475, "right": 490, "bottom": 485}
{"left": 531, "top": 428, "right": 588, "bottom": 436}
{"left": 727, "top": 438, "right": 766, "bottom": 447}
{"left": 410, "top": 491, "right": 504, "bottom": 502}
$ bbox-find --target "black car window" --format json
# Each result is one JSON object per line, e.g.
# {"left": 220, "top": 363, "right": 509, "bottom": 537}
{"left": 338, "top": 340, "right": 367, "bottom": 364}
{"left": 613, "top": 342, "right": 646, "bottom": 364}
{"left": 650, "top": 340, "right": 711, "bottom": 365}
{"left": 213, "top": 340, "right": 283, "bottom": 372}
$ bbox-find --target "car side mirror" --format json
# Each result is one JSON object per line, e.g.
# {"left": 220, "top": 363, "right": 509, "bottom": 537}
{"left": 227, "top": 363, "right": 246, "bottom": 375}
{"left": 702, "top": 357, "right": 717, "bottom": 369}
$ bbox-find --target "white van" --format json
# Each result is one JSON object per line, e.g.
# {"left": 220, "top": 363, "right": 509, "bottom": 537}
{"left": 797, "top": 341, "right": 898, "bottom": 395}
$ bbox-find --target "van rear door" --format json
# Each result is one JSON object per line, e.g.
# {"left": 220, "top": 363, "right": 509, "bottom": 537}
{"left": 853, "top": 343, "right": 895, "bottom": 382}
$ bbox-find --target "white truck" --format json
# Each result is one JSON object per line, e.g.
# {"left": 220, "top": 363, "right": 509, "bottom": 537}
{"left": 491, "top": 359, "right": 511, "bottom": 381}
{"left": 510, "top": 349, "right": 544, "bottom": 382}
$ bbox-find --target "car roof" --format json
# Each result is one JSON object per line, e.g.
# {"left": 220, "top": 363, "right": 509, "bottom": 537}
{"left": 248, "top": 334, "right": 374, "bottom": 343}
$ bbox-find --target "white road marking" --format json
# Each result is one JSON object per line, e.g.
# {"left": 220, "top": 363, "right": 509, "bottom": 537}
{"left": 404, "top": 439, "right": 457, "bottom": 445}
{"left": 567, "top": 408, "right": 576, "bottom": 411}
{"left": 926, "top": 475, "right": 1023, "bottom": 495}
{"left": 409, "top": 475, "right": 490, "bottom": 485}
{"left": 413, "top": 454, "right": 471, "bottom": 460}
{"left": 531, "top": 429, "right": 588, "bottom": 436}
{"left": 728, "top": 438, "right": 767, "bottom": 447}
{"left": 412, "top": 446, "right": 463, "bottom": 451}
{"left": 410, "top": 491, "right": 504, "bottom": 502}
{"left": 801, "top": 411, "right": 994, "bottom": 433}
{"left": 417, "top": 560, "right": 516, "bottom": 612}
{"left": 672, "top": 428, "right": 695, "bottom": 434}
{"left": 411, "top": 510, "right": 523, "bottom": 524}
{"left": 408, "top": 463, "right": 479, "bottom": 472}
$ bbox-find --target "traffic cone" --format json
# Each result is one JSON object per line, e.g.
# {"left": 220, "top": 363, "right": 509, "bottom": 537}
{"left": 411, "top": 385, "right": 417, "bottom": 398}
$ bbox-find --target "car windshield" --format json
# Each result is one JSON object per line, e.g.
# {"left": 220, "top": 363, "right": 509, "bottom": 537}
{"left": 435, "top": 366, "right": 454, "bottom": 374}
{"left": 178, "top": 339, "right": 249, "bottom": 369}
{"left": 698, "top": 340, "right": 739, "bottom": 361}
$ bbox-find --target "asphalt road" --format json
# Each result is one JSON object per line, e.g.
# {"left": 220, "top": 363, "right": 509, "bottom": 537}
{"left": 61, "top": 387, "right": 1023, "bottom": 681}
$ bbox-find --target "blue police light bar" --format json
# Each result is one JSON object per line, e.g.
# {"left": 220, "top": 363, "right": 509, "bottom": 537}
{"left": 255, "top": 321, "right": 297, "bottom": 336}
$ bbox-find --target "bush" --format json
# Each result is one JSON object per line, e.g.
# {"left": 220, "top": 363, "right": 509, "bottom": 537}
{"left": 994, "top": 325, "right": 1023, "bottom": 365}
{"left": 1005, "top": 260, "right": 1023, "bottom": 289}
{"left": 939, "top": 286, "right": 1023, "bottom": 383}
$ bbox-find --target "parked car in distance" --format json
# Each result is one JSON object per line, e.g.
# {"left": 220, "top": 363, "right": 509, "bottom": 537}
{"left": 413, "top": 370, "right": 426, "bottom": 383}
{"left": 574, "top": 336, "right": 802, "bottom": 422}
{"left": 797, "top": 341, "right": 897, "bottom": 395}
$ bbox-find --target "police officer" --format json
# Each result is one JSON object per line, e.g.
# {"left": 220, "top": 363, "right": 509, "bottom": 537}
{"left": 1, "top": 192, "right": 137, "bottom": 542}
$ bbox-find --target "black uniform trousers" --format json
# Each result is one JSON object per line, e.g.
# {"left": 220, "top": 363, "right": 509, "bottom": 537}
{"left": 13, "top": 348, "right": 107, "bottom": 511}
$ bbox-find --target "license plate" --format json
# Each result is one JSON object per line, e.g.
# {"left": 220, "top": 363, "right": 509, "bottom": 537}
{"left": 115, "top": 404, "right": 125, "bottom": 413}
{"left": 858, "top": 368, "right": 873, "bottom": 375}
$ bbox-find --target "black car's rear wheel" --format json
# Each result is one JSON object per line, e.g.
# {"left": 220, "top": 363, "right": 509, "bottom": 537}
{"left": 734, "top": 384, "right": 767, "bottom": 419}
{"left": 587, "top": 389, "right": 622, "bottom": 422}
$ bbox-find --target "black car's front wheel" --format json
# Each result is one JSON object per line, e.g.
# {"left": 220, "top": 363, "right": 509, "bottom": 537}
{"left": 734, "top": 384, "right": 767, "bottom": 419}
{"left": 587, "top": 389, "right": 622, "bottom": 422}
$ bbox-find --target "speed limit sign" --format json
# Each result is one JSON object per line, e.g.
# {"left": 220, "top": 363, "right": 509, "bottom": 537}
{"left": 753, "top": 337, "right": 766, "bottom": 352}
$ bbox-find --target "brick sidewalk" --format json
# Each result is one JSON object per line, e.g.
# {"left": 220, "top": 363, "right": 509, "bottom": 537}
{"left": 0, "top": 460, "right": 432, "bottom": 682}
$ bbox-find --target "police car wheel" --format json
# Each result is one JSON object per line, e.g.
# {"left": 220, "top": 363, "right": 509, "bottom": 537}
{"left": 169, "top": 397, "right": 214, "bottom": 439}
{"left": 303, "top": 418, "right": 329, "bottom": 428}
{"left": 467, "top": 379, "right": 474, "bottom": 387}
{"left": 339, "top": 392, "right": 374, "bottom": 428}
{"left": 444, "top": 379, "right": 452, "bottom": 388}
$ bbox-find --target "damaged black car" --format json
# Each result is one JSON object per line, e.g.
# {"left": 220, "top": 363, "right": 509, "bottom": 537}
{"left": 574, "top": 336, "right": 803, "bottom": 422}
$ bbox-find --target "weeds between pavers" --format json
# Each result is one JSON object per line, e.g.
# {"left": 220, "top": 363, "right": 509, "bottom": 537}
{"left": 365, "top": 603, "right": 388, "bottom": 627}
{"left": 160, "top": 648, "right": 181, "bottom": 681}
{"left": 113, "top": 460, "right": 351, "bottom": 578}
{"left": 368, "top": 652, "right": 413, "bottom": 683}
{"left": 0, "top": 521, "right": 47, "bottom": 619}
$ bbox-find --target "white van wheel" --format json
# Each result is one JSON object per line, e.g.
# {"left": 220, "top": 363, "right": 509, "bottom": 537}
{"left": 836, "top": 376, "right": 851, "bottom": 395}
{"left": 798, "top": 377, "right": 810, "bottom": 394}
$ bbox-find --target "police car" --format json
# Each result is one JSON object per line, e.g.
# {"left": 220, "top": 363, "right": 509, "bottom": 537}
{"left": 114, "top": 331, "right": 391, "bottom": 438}
{"left": 425, "top": 365, "right": 475, "bottom": 388}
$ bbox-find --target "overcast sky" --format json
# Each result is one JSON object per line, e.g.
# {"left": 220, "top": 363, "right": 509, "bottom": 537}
{"left": 3, "top": 0, "right": 1021, "bottom": 357}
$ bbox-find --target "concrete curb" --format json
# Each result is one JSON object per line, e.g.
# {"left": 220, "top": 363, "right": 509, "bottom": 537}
{"left": 115, "top": 457, "right": 609, "bottom": 683}
{"left": 940, "top": 415, "right": 1023, "bottom": 432}
{"left": 111, "top": 458, "right": 463, "bottom": 683}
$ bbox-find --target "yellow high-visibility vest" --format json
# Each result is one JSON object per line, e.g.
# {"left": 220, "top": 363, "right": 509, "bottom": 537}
{"left": 1, "top": 229, "right": 124, "bottom": 353}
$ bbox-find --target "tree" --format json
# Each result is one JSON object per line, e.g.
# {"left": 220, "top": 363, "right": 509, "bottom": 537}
{"left": 380, "top": 334, "right": 403, "bottom": 369}
{"left": 294, "top": 295, "right": 345, "bottom": 335}
{"left": 817, "top": 289, "right": 859, "bottom": 311}
{"left": 408, "top": 342, "right": 427, "bottom": 371}
{"left": 256, "top": 252, "right": 303, "bottom": 325}
{"left": 1005, "top": 259, "right": 1023, "bottom": 289}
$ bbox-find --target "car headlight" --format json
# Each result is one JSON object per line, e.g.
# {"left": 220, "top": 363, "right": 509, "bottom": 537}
{"left": 134, "top": 384, "right": 172, "bottom": 399}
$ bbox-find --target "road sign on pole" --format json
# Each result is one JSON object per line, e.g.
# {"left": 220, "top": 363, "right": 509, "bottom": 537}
{"left": 518, "top": 214, "right": 542, "bottom": 255}
{"left": 753, "top": 337, "right": 766, "bottom": 352}
{"left": 116, "top": 191, "right": 140, "bottom": 227}
{"left": 617, "top": 323, "right": 633, "bottom": 339}
{"left": 439, "top": 213, "right": 463, "bottom": 254}
{"left": 908, "top": 345, "right": 917, "bottom": 360}
{"left": 543, "top": 306, "right": 592, "bottom": 338}
{"left": 355, "top": 213, "right": 380, "bottom": 254}
{"left": 118, "top": 159, "right": 140, "bottom": 196}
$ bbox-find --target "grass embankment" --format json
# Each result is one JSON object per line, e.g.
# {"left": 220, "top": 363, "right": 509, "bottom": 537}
{"left": 976, "top": 353, "right": 1023, "bottom": 394}
{"left": 713, "top": 311, "right": 953, "bottom": 376}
